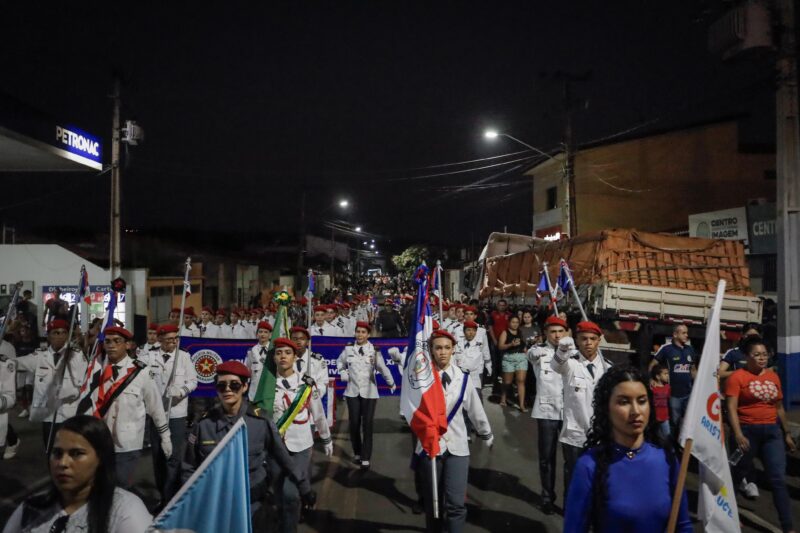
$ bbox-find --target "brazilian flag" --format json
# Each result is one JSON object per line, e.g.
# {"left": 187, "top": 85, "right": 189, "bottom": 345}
{"left": 252, "top": 291, "right": 292, "bottom": 417}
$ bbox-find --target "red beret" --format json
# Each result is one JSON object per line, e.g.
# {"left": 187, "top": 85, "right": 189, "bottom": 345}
{"left": 103, "top": 326, "right": 132, "bottom": 340}
{"left": 463, "top": 320, "right": 479, "bottom": 329}
{"left": 464, "top": 305, "right": 478, "bottom": 313}
{"left": 576, "top": 321, "right": 603, "bottom": 336}
{"left": 430, "top": 330, "right": 456, "bottom": 344}
{"left": 251, "top": 308, "right": 262, "bottom": 314}
{"left": 298, "top": 297, "right": 308, "bottom": 305}
{"left": 341, "top": 303, "right": 351, "bottom": 309}
{"left": 442, "top": 303, "right": 451, "bottom": 311}
{"left": 432, "top": 320, "right": 440, "bottom": 330}
{"left": 257, "top": 321, "right": 273, "bottom": 331}
{"left": 355, "top": 321, "right": 370, "bottom": 331}
{"left": 184, "top": 307, "right": 195, "bottom": 316}
{"left": 230, "top": 309, "right": 241, "bottom": 317}
{"left": 273, "top": 337, "right": 298, "bottom": 353}
{"left": 47, "top": 319, "right": 69, "bottom": 331}
{"left": 159, "top": 324, "right": 178, "bottom": 335}
{"left": 215, "top": 308, "right": 226, "bottom": 316}
{"left": 147, "top": 323, "right": 160, "bottom": 331}
{"left": 202, "top": 306, "right": 213, "bottom": 314}
{"left": 216, "top": 360, "right": 251, "bottom": 379}
{"left": 402, "top": 295, "right": 414, "bottom": 301}
{"left": 544, "top": 315, "right": 568, "bottom": 329}
{"left": 290, "top": 326, "right": 310, "bottom": 338}
{"left": 171, "top": 307, "right": 181, "bottom": 314}
{"left": 313, "top": 305, "right": 326, "bottom": 313}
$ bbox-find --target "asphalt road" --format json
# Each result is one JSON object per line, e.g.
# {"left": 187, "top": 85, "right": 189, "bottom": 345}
{"left": 2, "top": 390, "right": 798, "bottom": 532}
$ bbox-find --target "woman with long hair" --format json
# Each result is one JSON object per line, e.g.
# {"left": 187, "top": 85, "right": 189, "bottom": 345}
{"left": 498, "top": 315, "right": 528, "bottom": 411}
{"left": 564, "top": 365, "right": 691, "bottom": 532}
{"left": 3, "top": 415, "right": 152, "bottom": 533}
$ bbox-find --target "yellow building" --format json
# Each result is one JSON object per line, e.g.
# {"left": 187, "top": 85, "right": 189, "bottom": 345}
{"left": 527, "top": 119, "right": 775, "bottom": 238}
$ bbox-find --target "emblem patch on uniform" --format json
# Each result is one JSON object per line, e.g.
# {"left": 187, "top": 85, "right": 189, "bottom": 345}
{"left": 191, "top": 349, "right": 224, "bottom": 383}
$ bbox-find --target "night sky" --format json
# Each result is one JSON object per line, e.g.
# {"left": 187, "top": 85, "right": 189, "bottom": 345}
{"left": 0, "top": 2, "right": 776, "bottom": 253}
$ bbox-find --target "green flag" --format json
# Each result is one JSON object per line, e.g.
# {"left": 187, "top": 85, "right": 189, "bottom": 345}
{"left": 252, "top": 291, "right": 292, "bottom": 417}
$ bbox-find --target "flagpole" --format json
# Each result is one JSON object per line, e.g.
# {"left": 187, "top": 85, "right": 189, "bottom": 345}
{"left": 561, "top": 259, "right": 588, "bottom": 321}
{"left": 0, "top": 282, "right": 23, "bottom": 349}
{"left": 46, "top": 268, "right": 84, "bottom": 454}
{"left": 306, "top": 269, "right": 314, "bottom": 330}
{"left": 542, "top": 262, "right": 559, "bottom": 315}
{"left": 436, "top": 260, "right": 444, "bottom": 324}
{"left": 166, "top": 257, "right": 192, "bottom": 419}
{"left": 667, "top": 439, "right": 693, "bottom": 533}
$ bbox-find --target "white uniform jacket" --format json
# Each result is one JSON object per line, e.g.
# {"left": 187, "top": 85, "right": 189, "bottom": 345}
{"left": 242, "top": 320, "right": 258, "bottom": 339}
{"left": 102, "top": 356, "right": 170, "bottom": 452}
{"left": 138, "top": 348, "right": 196, "bottom": 419}
{"left": 180, "top": 323, "right": 200, "bottom": 338}
{"left": 136, "top": 342, "right": 160, "bottom": 360}
{"left": 550, "top": 350, "right": 612, "bottom": 447}
{"left": 16, "top": 346, "right": 87, "bottom": 423}
{"left": 246, "top": 343, "right": 270, "bottom": 401}
{"left": 527, "top": 342, "right": 566, "bottom": 421}
{"left": 310, "top": 323, "right": 342, "bottom": 337}
{"left": 337, "top": 341, "right": 394, "bottom": 399}
{"left": 272, "top": 372, "right": 332, "bottom": 453}
{"left": 455, "top": 338, "right": 490, "bottom": 389}
{"left": 296, "top": 348, "right": 329, "bottom": 399}
{"left": 414, "top": 364, "right": 492, "bottom": 457}
{"left": 198, "top": 322, "right": 222, "bottom": 338}
{"left": 0, "top": 357, "right": 16, "bottom": 446}
{"left": 339, "top": 315, "right": 357, "bottom": 337}
{"left": 220, "top": 322, "right": 249, "bottom": 339}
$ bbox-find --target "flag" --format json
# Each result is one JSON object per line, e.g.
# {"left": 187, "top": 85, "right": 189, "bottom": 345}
{"left": 556, "top": 260, "right": 571, "bottom": 299}
{"left": 77, "top": 289, "right": 120, "bottom": 417}
{"left": 151, "top": 418, "right": 252, "bottom": 533}
{"left": 535, "top": 269, "right": 548, "bottom": 304}
{"left": 78, "top": 267, "right": 91, "bottom": 305}
{"left": 307, "top": 270, "right": 315, "bottom": 296}
{"left": 399, "top": 264, "right": 447, "bottom": 458}
{"left": 252, "top": 293, "right": 292, "bottom": 417}
{"left": 679, "top": 280, "right": 740, "bottom": 532}
{"left": 184, "top": 279, "right": 192, "bottom": 298}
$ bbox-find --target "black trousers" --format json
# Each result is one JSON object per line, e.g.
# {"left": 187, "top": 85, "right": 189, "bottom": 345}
{"left": 537, "top": 419, "right": 562, "bottom": 504}
{"left": 345, "top": 396, "right": 377, "bottom": 461}
{"left": 562, "top": 443, "right": 583, "bottom": 505}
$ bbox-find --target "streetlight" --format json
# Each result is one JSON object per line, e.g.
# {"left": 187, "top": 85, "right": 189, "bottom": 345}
{"left": 339, "top": 199, "right": 349, "bottom": 208}
{"left": 484, "top": 128, "right": 575, "bottom": 238}
{"left": 355, "top": 226, "right": 362, "bottom": 232}
{"left": 369, "top": 243, "right": 375, "bottom": 249}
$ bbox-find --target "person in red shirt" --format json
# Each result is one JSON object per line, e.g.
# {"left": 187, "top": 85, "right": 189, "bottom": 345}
{"left": 649, "top": 364, "right": 671, "bottom": 439}
{"left": 487, "top": 299, "right": 512, "bottom": 388}
{"left": 725, "top": 337, "right": 796, "bottom": 532}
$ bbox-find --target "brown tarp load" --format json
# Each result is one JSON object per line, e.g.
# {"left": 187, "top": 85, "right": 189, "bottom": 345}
{"left": 479, "top": 228, "right": 752, "bottom": 299}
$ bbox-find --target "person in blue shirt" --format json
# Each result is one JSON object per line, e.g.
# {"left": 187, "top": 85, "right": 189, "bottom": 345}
{"left": 719, "top": 323, "right": 762, "bottom": 379}
{"left": 649, "top": 324, "right": 696, "bottom": 433}
{"left": 564, "top": 365, "right": 692, "bottom": 532}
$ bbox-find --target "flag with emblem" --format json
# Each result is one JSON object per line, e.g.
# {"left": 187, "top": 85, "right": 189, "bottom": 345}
{"left": 399, "top": 264, "right": 447, "bottom": 458}
{"left": 78, "top": 266, "right": 91, "bottom": 305}
{"left": 77, "top": 287, "right": 120, "bottom": 417}
{"left": 151, "top": 418, "right": 251, "bottom": 533}
{"left": 678, "top": 280, "right": 740, "bottom": 532}
{"left": 252, "top": 291, "right": 292, "bottom": 417}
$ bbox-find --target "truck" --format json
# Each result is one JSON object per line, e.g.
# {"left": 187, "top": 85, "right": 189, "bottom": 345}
{"left": 472, "top": 229, "right": 763, "bottom": 365}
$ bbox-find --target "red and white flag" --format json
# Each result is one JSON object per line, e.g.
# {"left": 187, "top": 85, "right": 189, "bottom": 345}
{"left": 399, "top": 264, "right": 447, "bottom": 457}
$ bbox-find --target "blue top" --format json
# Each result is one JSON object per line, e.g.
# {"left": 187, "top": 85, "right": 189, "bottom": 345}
{"left": 564, "top": 442, "right": 692, "bottom": 533}
{"left": 722, "top": 347, "right": 747, "bottom": 371}
{"left": 653, "top": 342, "right": 696, "bottom": 397}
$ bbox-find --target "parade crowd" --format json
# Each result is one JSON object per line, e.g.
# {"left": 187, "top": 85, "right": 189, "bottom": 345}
{"left": 0, "top": 288, "right": 796, "bottom": 532}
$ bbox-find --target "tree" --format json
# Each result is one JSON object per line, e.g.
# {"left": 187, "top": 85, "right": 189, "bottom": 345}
{"left": 392, "top": 245, "right": 430, "bottom": 276}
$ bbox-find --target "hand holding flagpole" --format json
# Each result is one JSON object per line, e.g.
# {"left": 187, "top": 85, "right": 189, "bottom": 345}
{"left": 166, "top": 257, "right": 192, "bottom": 419}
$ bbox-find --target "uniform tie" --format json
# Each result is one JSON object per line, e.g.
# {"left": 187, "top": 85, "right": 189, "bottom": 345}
{"left": 441, "top": 372, "right": 451, "bottom": 389}
{"left": 587, "top": 363, "right": 595, "bottom": 379}
{"left": 282, "top": 378, "right": 291, "bottom": 389}
{"left": 49, "top": 515, "right": 69, "bottom": 533}
{"left": 359, "top": 347, "right": 364, "bottom": 356}
{"left": 163, "top": 353, "right": 171, "bottom": 364}
{"left": 296, "top": 359, "right": 303, "bottom": 372}
{"left": 53, "top": 350, "right": 62, "bottom": 367}
{"left": 465, "top": 342, "right": 470, "bottom": 349}
{"left": 260, "top": 347, "right": 268, "bottom": 356}
{"left": 112, "top": 365, "right": 121, "bottom": 380}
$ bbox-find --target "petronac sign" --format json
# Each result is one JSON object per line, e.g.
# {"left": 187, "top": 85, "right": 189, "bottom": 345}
{"left": 55, "top": 125, "right": 102, "bottom": 164}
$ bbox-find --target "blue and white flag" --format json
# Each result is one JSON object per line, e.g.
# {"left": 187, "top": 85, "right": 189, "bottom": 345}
{"left": 535, "top": 270, "right": 548, "bottom": 302}
{"left": 95, "top": 290, "right": 119, "bottom": 342}
{"left": 307, "top": 270, "right": 316, "bottom": 296}
{"left": 556, "top": 260, "right": 571, "bottom": 299}
{"left": 150, "top": 418, "right": 252, "bottom": 533}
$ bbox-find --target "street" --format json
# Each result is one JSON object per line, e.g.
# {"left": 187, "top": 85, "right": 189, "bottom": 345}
{"left": 2, "top": 388, "right": 798, "bottom": 532}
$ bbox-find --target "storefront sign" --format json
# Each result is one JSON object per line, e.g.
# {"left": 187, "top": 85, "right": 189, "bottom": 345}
{"left": 55, "top": 125, "right": 102, "bottom": 165}
{"left": 689, "top": 207, "right": 748, "bottom": 243}
{"left": 746, "top": 203, "right": 776, "bottom": 255}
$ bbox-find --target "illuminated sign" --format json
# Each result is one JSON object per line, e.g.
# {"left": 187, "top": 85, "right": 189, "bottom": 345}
{"left": 55, "top": 125, "right": 102, "bottom": 165}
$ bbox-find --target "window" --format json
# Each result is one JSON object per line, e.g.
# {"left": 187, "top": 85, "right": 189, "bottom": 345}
{"left": 546, "top": 187, "right": 558, "bottom": 210}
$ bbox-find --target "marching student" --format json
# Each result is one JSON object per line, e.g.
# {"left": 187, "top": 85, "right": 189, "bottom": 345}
{"left": 454, "top": 321, "right": 491, "bottom": 401}
{"left": 179, "top": 308, "right": 200, "bottom": 338}
{"left": 310, "top": 306, "right": 342, "bottom": 337}
{"left": 419, "top": 330, "right": 493, "bottom": 533}
{"left": 245, "top": 321, "right": 273, "bottom": 401}
{"left": 89, "top": 326, "right": 172, "bottom": 489}
{"left": 214, "top": 308, "right": 227, "bottom": 327}
{"left": 198, "top": 306, "right": 222, "bottom": 338}
{"left": 337, "top": 321, "right": 396, "bottom": 469}
{"left": 136, "top": 323, "right": 161, "bottom": 360}
{"left": 138, "top": 324, "right": 196, "bottom": 501}
{"left": 551, "top": 321, "right": 613, "bottom": 500}
{"left": 15, "top": 319, "right": 88, "bottom": 449}
{"left": 0, "top": 346, "right": 15, "bottom": 459}
{"left": 221, "top": 309, "right": 250, "bottom": 339}
{"left": 270, "top": 338, "right": 333, "bottom": 533}
{"left": 527, "top": 315, "right": 569, "bottom": 514}
{"left": 290, "top": 326, "right": 330, "bottom": 399}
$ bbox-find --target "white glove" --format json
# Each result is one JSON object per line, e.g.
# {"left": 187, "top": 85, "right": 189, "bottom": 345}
{"left": 557, "top": 337, "right": 576, "bottom": 355}
{"left": 161, "top": 435, "right": 173, "bottom": 459}
{"left": 387, "top": 347, "right": 402, "bottom": 363}
{"left": 485, "top": 435, "right": 494, "bottom": 449}
{"left": 168, "top": 386, "right": 183, "bottom": 399}
{"left": 484, "top": 362, "right": 492, "bottom": 375}
{"left": 339, "top": 370, "right": 349, "bottom": 382}
{"left": 324, "top": 442, "right": 334, "bottom": 456}
{"left": 389, "top": 384, "right": 397, "bottom": 395}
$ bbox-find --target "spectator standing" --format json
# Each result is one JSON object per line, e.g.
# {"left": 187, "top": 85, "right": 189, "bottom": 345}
{"left": 648, "top": 324, "right": 696, "bottom": 434}
{"left": 719, "top": 323, "right": 762, "bottom": 379}
{"left": 375, "top": 299, "right": 404, "bottom": 338}
{"left": 649, "top": 365, "right": 671, "bottom": 439}
{"left": 498, "top": 316, "right": 528, "bottom": 411}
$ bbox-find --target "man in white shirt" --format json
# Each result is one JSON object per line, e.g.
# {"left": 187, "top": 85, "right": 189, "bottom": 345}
{"left": 139, "top": 324, "right": 196, "bottom": 500}
{"left": 527, "top": 315, "right": 570, "bottom": 514}
{"left": 136, "top": 323, "right": 161, "bottom": 360}
{"left": 179, "top": 307, "right": 200, "bottom": 337}
{"left": 245, "top": 321, "right": 273, "bottom": 401}
{"left": 550, "top": 320, "right": 612, "bottom": 500}
{"left": 198, "top": 306, "right": 221, "bottom": 338}
{"left": 221, "top": 309, "right": 249, "bottom": 339}
{"left": 310, "top": 306, "right": 342, "bottom": 337}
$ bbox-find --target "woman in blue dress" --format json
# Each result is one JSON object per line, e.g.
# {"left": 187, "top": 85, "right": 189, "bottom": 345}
{"left": 564, "top": 365, "right": 692, "bottom": 532}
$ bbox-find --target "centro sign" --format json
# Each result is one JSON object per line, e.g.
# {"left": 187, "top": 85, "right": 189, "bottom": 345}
{"left": 55, "top": 125, "right": 101, "bottom": 163}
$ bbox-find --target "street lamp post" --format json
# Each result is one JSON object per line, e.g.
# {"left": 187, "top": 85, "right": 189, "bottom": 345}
{"left": 484, "top": 130, "right": 575, "bottom": 238}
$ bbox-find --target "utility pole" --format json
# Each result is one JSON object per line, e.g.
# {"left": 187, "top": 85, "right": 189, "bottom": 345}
{"left": 776, "top": 0, "right": 800, "bottom": 407}
{"left": 296, "top": 190, "right": 306, "bottom": 293}
{"left": 109, "top": 76, "right": 122, "bottom": 279}
{"left": 563, "top": 80, "right": 577, "bottom": 237}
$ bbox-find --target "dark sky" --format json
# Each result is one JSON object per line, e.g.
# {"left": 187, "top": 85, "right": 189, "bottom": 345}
{"left": 0, "top": 2, "right": 776, "bottom": 253}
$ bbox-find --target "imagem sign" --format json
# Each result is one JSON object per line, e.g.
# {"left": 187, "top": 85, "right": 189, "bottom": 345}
{"left": 55, "top": 125, "right": 101, "bottom": 164}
